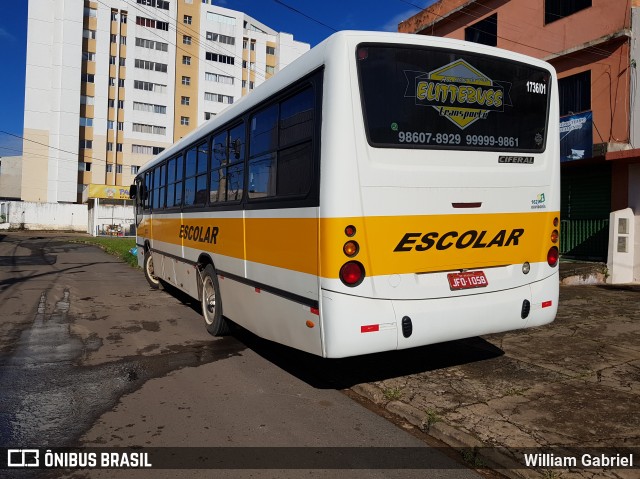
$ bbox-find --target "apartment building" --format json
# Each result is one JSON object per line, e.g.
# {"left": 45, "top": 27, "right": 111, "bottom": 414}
{"left": 22, "top": 0, "right": 309, "bottom": 203}
{"left": 399, "top": 0, "right": 640, "bottom": 275}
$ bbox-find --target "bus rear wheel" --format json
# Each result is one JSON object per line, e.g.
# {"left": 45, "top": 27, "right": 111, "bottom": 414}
{"left": 144, "top": 249, "right": 162, "bottom": 290}
{"left": 201, "top": 264, "right": 229, "bottom": 336}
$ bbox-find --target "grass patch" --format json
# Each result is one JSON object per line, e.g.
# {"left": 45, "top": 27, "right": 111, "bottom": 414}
{"left": 382, "top": 387, "right": 403, "bottom": 401}
{"left": 71, "top": 236, "right": 138, "bottom": 268}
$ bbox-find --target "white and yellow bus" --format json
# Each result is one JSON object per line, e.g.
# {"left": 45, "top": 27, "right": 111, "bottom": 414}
{"left": 130, "top": 31, "right": 560, "bottom": 358}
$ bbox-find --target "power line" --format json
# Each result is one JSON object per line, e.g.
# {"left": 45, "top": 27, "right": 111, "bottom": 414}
{"left": 272, "top": 0, "right": 337, "bottom": 33}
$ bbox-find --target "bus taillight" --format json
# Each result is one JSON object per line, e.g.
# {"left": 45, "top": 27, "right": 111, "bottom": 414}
{"left": 340, "top": 261, "right": 365, "bottom": 287}
{"left": 547, "top": 247, "right": 559, "bottom": 267}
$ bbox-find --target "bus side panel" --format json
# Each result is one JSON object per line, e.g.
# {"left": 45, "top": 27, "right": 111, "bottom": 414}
{"left": 320, "top": 290, "right": 398, "bottom": 358}
{"left": 218, "top": 274, "right": 323, "bottom": 356}
{"left": 524, "top": 270, "right": 559, "bottom": 328}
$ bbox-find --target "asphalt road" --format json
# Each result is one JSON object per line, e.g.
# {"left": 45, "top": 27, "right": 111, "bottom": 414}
{"left": 0, "top": 232, "right": 484, "bottom": 479}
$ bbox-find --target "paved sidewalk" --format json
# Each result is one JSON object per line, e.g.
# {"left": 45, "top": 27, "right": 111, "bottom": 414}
{"left": 352, "top": 284, "right": 640, "bottom": 478}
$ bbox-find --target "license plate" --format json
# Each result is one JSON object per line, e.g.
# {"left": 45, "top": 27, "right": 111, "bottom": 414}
{"left": 447, "top": 271, "right": 488, "bottom": 291}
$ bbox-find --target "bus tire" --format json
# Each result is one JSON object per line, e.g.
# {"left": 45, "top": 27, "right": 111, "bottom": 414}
{"left": 143, "top": 249, "right": 162, "bottom": 290}
{"left": 201, "top": 264, "right": 229, "bottom": 336}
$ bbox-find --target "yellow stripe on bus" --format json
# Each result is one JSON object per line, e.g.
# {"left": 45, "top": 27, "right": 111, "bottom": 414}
{"left": 140, "top": 211, "right": 558, "bottom": 279}
{"left": 320, "top": 211, "right": 559, "bottom": 277}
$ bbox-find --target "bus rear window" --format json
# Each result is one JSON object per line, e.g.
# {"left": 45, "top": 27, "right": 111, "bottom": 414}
{"left": 356, "top": 44, "right": 551, "bottom": 152}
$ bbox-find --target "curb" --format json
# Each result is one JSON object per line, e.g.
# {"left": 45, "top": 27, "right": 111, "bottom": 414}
{"left": 350, "top": 383, "right": 542, "bottom": 478}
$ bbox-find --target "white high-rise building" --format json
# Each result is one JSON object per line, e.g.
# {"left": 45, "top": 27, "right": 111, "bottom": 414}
{"left": 22, "top": 0, "right": 309, "bottom": 203}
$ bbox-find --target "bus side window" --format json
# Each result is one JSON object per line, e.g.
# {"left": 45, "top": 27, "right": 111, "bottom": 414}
{"left": 248, "top": 86, "right": 314, "bottom": 200}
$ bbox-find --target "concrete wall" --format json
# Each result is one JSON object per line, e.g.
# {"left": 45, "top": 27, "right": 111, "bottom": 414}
{"left": 0, "top": 200, "right": 135, "bottom": 236}
{"left": 2, "top": 201, "right": 88, "bottom": 231}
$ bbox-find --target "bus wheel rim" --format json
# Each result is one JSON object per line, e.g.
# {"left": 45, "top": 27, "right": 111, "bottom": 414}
{"left": 203, "top": 277, "right": 216, "bottom": 324}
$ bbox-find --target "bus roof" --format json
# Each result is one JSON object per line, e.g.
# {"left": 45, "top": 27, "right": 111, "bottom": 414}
{"left": 137, "top": 30, "right": 554, "bottom": 176}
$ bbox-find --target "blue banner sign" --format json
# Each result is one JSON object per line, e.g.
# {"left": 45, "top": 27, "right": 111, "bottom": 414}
{"left": 560, "top": 111, "right": 592, "bottom": 162}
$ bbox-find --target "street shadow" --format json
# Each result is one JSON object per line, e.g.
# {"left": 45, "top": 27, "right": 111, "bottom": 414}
{"left": 154, "top": 283, "right": 505, "bottom": 390}
{"left": 229, "top": 324, "right": 504, "bottom": 390}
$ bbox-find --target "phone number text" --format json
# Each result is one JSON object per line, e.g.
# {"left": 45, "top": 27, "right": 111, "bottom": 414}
{"left": 398, "top": 131, "right": 520, "bottom": 148}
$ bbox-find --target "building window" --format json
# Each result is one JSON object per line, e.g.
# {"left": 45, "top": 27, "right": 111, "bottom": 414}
{"left": 82, "top": 73, "right": 95, "bottom": 83}
{"left": 250, "top": 41, "right": 256, "bottom": 51}
{"left": 109, "top": 77, "right": 115, "bottom": 86}
{"left": 83, "top": 29, "right": 96, "bottom": 40}
{"left": 133, "top": 101, "right": 167, "bottom": 114}
{"left": 206, "top": 11, "right": 236, "bottom": 25}
{"left": 132, "top": 144, "right": 152, "bottom": 154}
{"left": 205, "top": 72, "right": 234, "bottom": 85}
{"left": 206, "top": 32, "right": 235, "bottom": 45}
{"left": 266, "top": 46, "right": 275, "bottom": 55}
{"left": 559, "top": 70, "right": 591, "bottom": 116}
{"left": 182, "top": 76, "right": 191, "bottom": 86}
{"left": 111, "top": 34, "right": 117, "bottom": 43}
{"left": 118, "top": 100, "right": 124, "bottom": 108}
{"left": 108, "top": 99, "right": 115, "bottom": 108}
{"left": 206, "top": 52, "right": 234, "bottom": 65}
{"left": 204, "top": 92, "right": 233, "bottom": 104}
{"left": 243, "top": 38, "right": 247, "bottom": 49}
{"left": 121, "top": 13, "right": 127, "bottom": 24}
{"left": 79, "top": 117, "right": 93, "bottom": 127}
{"left": 137, "top": 0, "right": 169, "bottom": 9}
{"left": 82, "top": 52, "right": 95, "bottom": 62}
{"left": 119, "top": 57, "right": 126, "bottom": 66}
{"left": 118, "top": 79, "right": 125, "bottom": 87}
{"left": 107, "top": 142, "right": 114, "bottom": 151}
{"left": 135, "top": 37, "right": 169, "bottom": 52}
{"left": 84, "top": 7, "right": 97, "bottom": 18}
{"left": 133, "top": 123, "right": 167, "bottom": 135}
{"left": 80, "top": 95, "right": 95, "bottom": 105}
{"left": 183, "top": 55, "right": 191, "bottom": 65}
{"left": 106, "top": 164, "right": 113, "bottom": 173}
{"left": 183, "top": 35, "right": 192, "bottom": 45}
{"left": 116, "top": 165, "right": 123, "bottom": 174}
{"left": 465, "top": 14, "right": 497, "bottom": 47}
{"left": 184, "top": 15, "right": 192, "bottom": 24}
{"left": 116, "top": 143, "right": 123, "bottom": 152}
{"left": 266, "top": 65, "right": 275, "bottom": 75}
{"left": 79, "top": 161, "right": 92, "bottom": 171}
{"left": 111, "top": 10, "right": 117, "bottom": 21}
{"left": 117, "top": 122, "right": 124, "bottom": 131}
{"left": 121, "top": 36, "right": 127, "bottom": 45}
{"left": 545, "top": 0, "right": 591, "bottom": 24}
{"left": 204, "top": 112, "right": 216, "bottom": 120}
{"left": 131, "top": 165, "right": 140, "bottom": 174}
{"left": 181, "top": 96, "right": 190, "bottom": 105}
{"left": 79, "top": 140, "right": 93, "bottom": 149}
{"left": 110, "top": 56, "right": 116, "bottom": 65}
{"left": 134, "top": 80, "right": 167, "bottom": 93}
{"left": 136, "top": 16, "right": 168, "bottom": 31}
{"left": 107, "top": 120, "right": 114, "bottom": 129}
{"left": 181, "top": 116, "right": 190, "bottom": 126}
{"left": 134, "top": 59, "right": 168, "bottom": 73}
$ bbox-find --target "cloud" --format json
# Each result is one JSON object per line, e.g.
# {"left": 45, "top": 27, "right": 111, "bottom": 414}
{"left": 0, "top": 27, "right": 15, "bottom": 41}
{"left": 381, "top": 9, "right": 419, "bottom": 32}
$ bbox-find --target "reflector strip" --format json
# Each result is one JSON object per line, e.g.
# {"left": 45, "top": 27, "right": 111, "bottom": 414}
{"left": 542, "top": 301, "right": 552, "bottom": 308}
{"left": 361, "top": 324, "right": 379, "bottom": 333}
{"left": 310, "top": 307, "right": 319, "bottom": 315}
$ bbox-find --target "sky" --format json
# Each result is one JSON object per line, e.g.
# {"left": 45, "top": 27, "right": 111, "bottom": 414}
{"left": 0, "top": 0, "right": 436, "bottom": 158}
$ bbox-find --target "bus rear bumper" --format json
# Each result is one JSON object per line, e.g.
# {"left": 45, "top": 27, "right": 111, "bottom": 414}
{"left": 320, "top": 272, "right": 558, "bottom": 358}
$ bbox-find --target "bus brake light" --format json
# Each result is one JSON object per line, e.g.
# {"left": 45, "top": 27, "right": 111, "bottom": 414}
{"left": 340, "top": 261, "right": 365, "bottom": 287}
{"left": 547, "top": 247, "right": 559, "bottom": 267}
